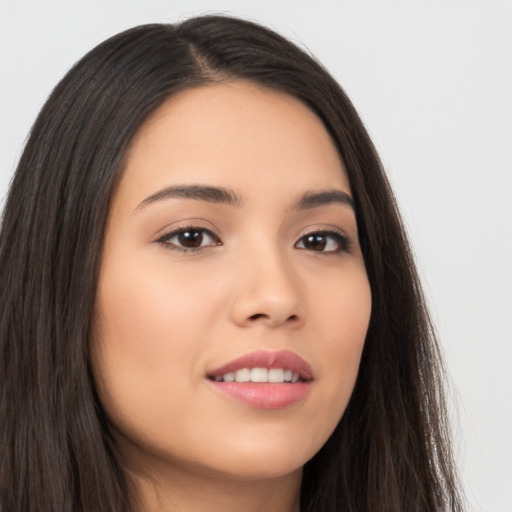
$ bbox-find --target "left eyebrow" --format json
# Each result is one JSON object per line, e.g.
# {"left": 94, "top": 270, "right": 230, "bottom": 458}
{"left": 293, "top": 190, "right": 355, "bottom": 211}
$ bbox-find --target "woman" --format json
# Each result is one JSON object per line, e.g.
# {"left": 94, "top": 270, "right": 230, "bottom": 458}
{"left": 0, "top": 15, "right": 464, "bottom": 512}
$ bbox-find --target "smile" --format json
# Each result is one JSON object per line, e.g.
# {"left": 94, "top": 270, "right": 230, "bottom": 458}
{"left": 207, "top": 350, "right": 313, "bottom": 409}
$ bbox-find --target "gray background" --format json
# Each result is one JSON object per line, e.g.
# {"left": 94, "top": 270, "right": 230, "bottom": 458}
{"left": 1, "top": 1, "right": 511, "bottom": 510}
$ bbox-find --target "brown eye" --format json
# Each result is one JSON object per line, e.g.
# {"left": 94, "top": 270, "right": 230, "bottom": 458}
{"left": 295, "top": 231, "right": 350, "bottom": 253}
{"left": 157, "top": 227, "right": 222, "bottom": 251}
{"left": 301, "top": 234, "right": 328, "bottom": 251}
{"left": 177, "top": 229, "right": 205, "bottom": 248}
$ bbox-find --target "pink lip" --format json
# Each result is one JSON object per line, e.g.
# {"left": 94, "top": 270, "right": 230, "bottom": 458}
{"left": 207, "top": 350, "right": 313, "bottom": 410}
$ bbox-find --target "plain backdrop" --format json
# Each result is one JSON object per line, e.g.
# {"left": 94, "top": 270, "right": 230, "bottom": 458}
{"left": 1, "top": 1, "right": 511, "bottom": 511}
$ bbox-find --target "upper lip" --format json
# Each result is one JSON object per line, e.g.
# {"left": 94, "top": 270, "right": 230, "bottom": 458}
{"left": 207, "top": 350, "right": 314, "bottom": 381}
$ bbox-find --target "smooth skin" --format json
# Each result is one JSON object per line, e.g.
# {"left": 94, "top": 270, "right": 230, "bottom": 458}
{"left": 92, "top": 80, "right": 372, "bottom": 512}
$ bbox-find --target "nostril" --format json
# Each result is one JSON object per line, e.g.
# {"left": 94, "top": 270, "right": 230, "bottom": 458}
{"left": 247, "top": 313, "right": 300, "bottom": 324}
{"left": 249, "top": 313, "right": 268, "bottom": 321}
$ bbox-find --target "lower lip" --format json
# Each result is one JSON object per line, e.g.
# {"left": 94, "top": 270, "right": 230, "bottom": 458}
{"left": 208, "top": 381, "right": 312, "bottom": 409}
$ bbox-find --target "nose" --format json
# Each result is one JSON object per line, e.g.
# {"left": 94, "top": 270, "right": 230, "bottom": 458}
{"left": 229, "top": 246, "right": 305, "bottom": 329}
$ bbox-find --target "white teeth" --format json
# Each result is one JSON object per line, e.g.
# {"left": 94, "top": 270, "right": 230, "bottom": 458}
{"left": 235, "top": 368, "right": 251, "bottom": 382}
{"left": 223, "top": 372, "right": 235, "bottom": 382}
{"left": 250, "top": 368, "right": 268, "bottom": 382}
{"left": 217, "top": 368, "right": 302, "bottom": 383}
{"left": 268, "top": 368, "right": 285, "bottom": 383}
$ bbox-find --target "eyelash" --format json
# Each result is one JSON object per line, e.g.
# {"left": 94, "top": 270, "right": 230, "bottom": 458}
{"left": 156, "top": 225, "right": 222, "bottom": 253}
{"left": 156, "top": 226, "right": 351, "bottom": 254}
{"left": 295, "top": 229, "right": 352, "bottom": 254}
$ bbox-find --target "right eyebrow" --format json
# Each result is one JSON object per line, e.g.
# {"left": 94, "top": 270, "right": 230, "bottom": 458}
{"left": 135, "top": 184, "right": 242, "bottom": 210}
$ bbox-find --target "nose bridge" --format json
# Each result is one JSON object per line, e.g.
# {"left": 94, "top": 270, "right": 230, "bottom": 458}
{"left": 230, "top": 235, "right": 304, "bottom": 328}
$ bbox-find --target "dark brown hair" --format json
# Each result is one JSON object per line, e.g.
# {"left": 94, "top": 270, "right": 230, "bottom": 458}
{"left": 0, "top": 15, "right": 463, "bottom": 512}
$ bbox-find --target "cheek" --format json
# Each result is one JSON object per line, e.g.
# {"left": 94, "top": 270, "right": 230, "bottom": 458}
{"left": 330, "top": 269, "right": 371, "bottom": 373}
{"left": 305, "top": 266, "right": 371, "bottom": 430}
{"left": 94, "top": 254, "right": 221, "bottom": 362}
{"left": 90, "top": 258, "right": 219, "bottom": 442}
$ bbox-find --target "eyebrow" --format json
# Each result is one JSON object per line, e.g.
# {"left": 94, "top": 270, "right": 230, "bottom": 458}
{"left": 136, "top": 184, "right": 354, "bottom": 211}
{"left": 136, "top": 185, "right": 242, "bottom": 209}
{"left": 293, "top": 190, "right": 355, "bottom": 211}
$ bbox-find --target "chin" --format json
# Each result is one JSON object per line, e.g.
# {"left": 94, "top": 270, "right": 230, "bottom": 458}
{"left": 187, "top": 432, "right": 321, "bottom": 482}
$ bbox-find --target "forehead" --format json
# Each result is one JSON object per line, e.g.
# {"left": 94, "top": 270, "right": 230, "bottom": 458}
{"left": 118, "top": 80, "right": 350, "bottom": 205}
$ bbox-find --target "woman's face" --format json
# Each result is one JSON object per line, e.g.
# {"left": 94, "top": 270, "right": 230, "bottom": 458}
{"left": 92, "top": 81, "right": 371, "bottom": 482}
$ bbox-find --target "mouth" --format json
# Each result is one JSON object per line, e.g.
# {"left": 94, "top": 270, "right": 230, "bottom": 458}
{"left": 206, "top": 350, "right": 313, "bottom": 409}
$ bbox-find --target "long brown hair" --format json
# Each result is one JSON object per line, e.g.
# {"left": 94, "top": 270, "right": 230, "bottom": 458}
{"left": 0, "top": 15, "right": 464, "bottom": 512}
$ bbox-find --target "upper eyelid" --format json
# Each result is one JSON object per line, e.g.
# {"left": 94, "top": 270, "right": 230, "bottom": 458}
{"left": 157, "top": 225, "right": 219, "bottom": 242}
{"left": 152, "top": 218, "right": 221, "bottom": 241}
{"left": 296, "top": 223, "right": 350, "bottom": 239}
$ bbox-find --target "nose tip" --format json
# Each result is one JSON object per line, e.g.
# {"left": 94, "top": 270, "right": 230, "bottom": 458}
{"left": 229, "top": 259, "right": 305, "bottom": 329}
